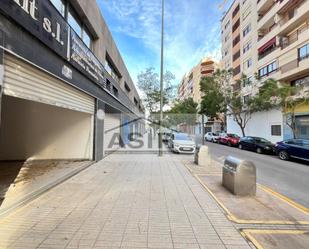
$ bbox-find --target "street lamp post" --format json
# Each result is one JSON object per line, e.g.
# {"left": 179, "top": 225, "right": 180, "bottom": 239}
{"left": 159, "top": 0, "right": 165, "bottom": 157}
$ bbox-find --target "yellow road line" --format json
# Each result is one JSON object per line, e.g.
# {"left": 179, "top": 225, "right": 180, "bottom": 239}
{"left": 186, "top": 167, "right": 309, "bottom": 225}
{"left": 241, "top": 231, "right": 265, "bottom": 249}
{"left": 258, "top": 184, "right": 309, "bottom": 215}
{"left": 242, "top": 229, "right": 309, "bottom": 249}
{"left": 244, "top": 229, "right": 308, "bottom": 235}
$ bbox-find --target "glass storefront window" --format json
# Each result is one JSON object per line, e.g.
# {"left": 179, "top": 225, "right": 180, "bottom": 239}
{"left": 296, "top": 115, "right": 309, "bottom": 139}
{"left": 50, "top": 0, "right": 65, "bottom": 17}
{"left": 83, "top": 30, "right": 91, "bottom": 48}
{"left": 68, "top": 11, "right": 82, "bottom": 37}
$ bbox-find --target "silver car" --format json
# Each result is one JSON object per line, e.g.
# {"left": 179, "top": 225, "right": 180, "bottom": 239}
{"left": 204, "top": 132, "right": 220, "bottom": 143}
{"left": 168, "top": 133, "right": 196, "bottom": 154}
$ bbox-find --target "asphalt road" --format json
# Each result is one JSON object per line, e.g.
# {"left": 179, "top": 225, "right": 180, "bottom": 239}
{"left": 204, "top": 141, "right": 309, "bottom": 208}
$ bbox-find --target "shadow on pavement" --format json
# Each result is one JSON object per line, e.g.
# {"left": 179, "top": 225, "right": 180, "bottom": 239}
{"left": 0, "top": 161, "right": 24, "bottom": 207}
{"left": 0, "top": 160, "right": 92, "bottom": 215}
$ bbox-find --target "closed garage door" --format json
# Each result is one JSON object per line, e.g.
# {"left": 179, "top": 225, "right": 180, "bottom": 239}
{"left": 3, "top": 54, "right": 94, "bottom": 114}
{"left": 104, "top": 113, "right": 121, "bottom": 156}
{"left": 0, "top": 54, "right": 95, "bottom": 160}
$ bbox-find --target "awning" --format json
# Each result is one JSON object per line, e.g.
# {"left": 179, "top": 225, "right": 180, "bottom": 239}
{"left": 258, "top": 37, "right": 276, "bottom": 54}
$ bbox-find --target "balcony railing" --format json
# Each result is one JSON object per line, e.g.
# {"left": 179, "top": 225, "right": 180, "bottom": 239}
{"left": 258, "top": 23, "right": 278, "bottom": 41}
{"left": 280, "top": 21, "right": 309, "bottom": 49}
{"left": 279, "top": 0, "right": 305, "bottom": 26}
{"left": 258, "top": 45, "right": 277, "bottom": 60}
{"left": 258, "top": 2, "right": 276, "bottom": 22}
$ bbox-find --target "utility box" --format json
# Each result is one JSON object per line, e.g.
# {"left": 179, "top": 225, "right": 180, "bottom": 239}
{"left": 195, "top": 145, "right": 211, "bottom": 167}
{"left": 222, "top": 156, "right": 256, "bottom": 196}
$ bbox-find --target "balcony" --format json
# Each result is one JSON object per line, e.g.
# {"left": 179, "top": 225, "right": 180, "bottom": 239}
{"left": 280, "top": 21, "right": 309, "bottom": 50}
{"left": 279, "top": 55, "right": 309, "bottom": 81}
{"left": 258, "top": 37, "right": 279, "bottom": 62}
{"left": 258, "top": 3, "right": 278, "bottom": 30}
{"left": 279, "top": 0, "right": 309, "bottom": 33}
{"left": 257, "top": 0, "right": 277, "bottom": 14}
{"left": 258, "top": 24, "right": 279, "bottom": 48}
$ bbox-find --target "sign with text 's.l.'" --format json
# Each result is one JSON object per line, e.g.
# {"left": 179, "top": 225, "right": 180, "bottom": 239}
{"left": 0, "top": 0, "right": 105, "bottom": 86}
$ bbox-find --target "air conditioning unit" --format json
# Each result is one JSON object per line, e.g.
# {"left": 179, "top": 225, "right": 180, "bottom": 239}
{"left": 280, "top": 36, "right": 289, "bottom": 48}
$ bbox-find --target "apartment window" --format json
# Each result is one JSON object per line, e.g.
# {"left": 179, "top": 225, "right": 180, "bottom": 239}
{"left": 105, "top": 58, "right": 121, "bottom": 83}
{"left": 50, "top": 0, "right": 65, "bottom": 17}
{"left": 243, "top": 41, "right": 252, "bottom": 53}
{"left": 233, "top": 65, "right": 241, "bottom": 76}
{"left": 233, "top": 50, "right": 240, "bottom": 61}
{"left": 106, "top": 79, "right": 111, "bottom": 91}
{"left": 243, "top": 95, "right": 250, "bottom": 105}
{"left": 245, "top": 58, "right": 253, "bottom": 68}
{"left": 243, "top": 24, "right": 251, "bottom": 37}
{"left": 292, "top": 76, "right": 309, "bottom": 87}
{"left": 233, "top": 35, "right": 240, "bottom": 46}
{"left": 271, "top": 125, "right": 282, "bottom": 136}
{"left": 124, "top": 82, "right": 131, "bottom": 93}
{"left": 299, "top": 43, "right": 309, "bottom": 61}
{"left": 232, "top": 4, "right": 240, "bottom": 18}
{"left": 225, "top": 34, "right": 230, "bottom": 42}
{"left": 232, "top": 19, "right": 240, "bottom": 32}
{"left": 112, "top": 86, "right": 119, "bottom": 97}
{"left": 225, "top": 20, "right": 230, "bottom": 30}
{"left": 134, "top": 97, "right": 139, "bottom": 106}
{"left": 243, "top": 76, "right": 253, "bottom": 87}
{"left": 258, "top": 61, "right": 278, "bottom": 77}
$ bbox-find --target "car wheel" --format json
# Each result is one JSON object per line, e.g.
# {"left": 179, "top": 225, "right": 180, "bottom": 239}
{"left": 227, "top": 141, "right": 232, "bottom": 147}
{"left": 279, "top": 151, "right": 289, "bottom": 161}
{"left": 239, "top": 144, "right": 243, "bottom": 150}
{"left": 256, "top": 147, "right": 262, "bottom": 154}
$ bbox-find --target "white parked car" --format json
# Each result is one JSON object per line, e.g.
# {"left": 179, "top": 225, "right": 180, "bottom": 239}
{"left": 205, "top": 132, "right": 220, "bottom": 143}
{"left": 168, "top": 133, "right": 196, "bottom": 154}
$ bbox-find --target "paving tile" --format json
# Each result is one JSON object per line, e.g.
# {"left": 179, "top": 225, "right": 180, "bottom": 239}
{"left": 0, "top": 154, "right": 250, "bottom": 249}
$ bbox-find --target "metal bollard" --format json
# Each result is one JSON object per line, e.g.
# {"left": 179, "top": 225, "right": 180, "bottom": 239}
{"left": 222, "top": 156, "right": 256, "bottom": 196}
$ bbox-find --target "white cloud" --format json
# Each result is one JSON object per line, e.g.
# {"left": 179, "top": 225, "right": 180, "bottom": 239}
{"left": 99, "top": 0, "right": 224, "bottom": 85}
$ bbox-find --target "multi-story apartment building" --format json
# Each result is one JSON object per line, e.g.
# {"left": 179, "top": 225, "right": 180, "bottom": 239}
{"left": 178, "top": 58, "right": 217, "bottom": 103}
{"left": 0, "top": 0, "right": 145, "bottom": 162}
{"left": 177, "top": 58, "right": 222, "bottom": 133}
{"left": 221, "top": 0, "right": 309, "bottom": 143}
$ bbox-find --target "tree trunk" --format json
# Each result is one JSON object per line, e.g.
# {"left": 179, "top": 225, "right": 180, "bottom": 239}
{"left": 240, "top": 127, "right": 246, "bottom": 137}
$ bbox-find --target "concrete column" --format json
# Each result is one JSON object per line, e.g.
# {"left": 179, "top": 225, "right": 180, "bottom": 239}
{"left": 94, "top": 99, "right": 105, "bottom": 161}
{"left": 0, "top": 30, "right": 4, "bottom": 133}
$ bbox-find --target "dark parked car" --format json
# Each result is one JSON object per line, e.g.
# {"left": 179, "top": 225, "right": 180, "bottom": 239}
{"left": 239, "top": 136, "right": 275, "bottom": 154}
{"left": 218, "top": 133, "right": 240, "bottom": 147}
{"left": 275, "top": 139, "right": 309, "bottom": 161}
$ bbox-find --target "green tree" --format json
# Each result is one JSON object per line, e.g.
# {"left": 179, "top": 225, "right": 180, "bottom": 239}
{"left": 137, "top": 68, "right": 175, "bottom": 113}
{"left": 255, "top": 79, "right": 309, "bottom": 138}
{"left": 200, "top": 69, "right": 258, "bottom": 136}
{"left": 200, "top": 72, "right": 228, "bottom": 129}
{"left": 166, "top": 98, "right": 198, "bottom": 127}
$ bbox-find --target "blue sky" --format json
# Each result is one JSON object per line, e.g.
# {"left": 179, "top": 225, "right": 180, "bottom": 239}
{"left": 97, "top": 0, "right": 233, "bottom": 86}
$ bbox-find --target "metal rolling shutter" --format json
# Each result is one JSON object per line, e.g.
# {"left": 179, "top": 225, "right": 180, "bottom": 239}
{"left": 104, "top": 113, "right": 121, "bottom": 155}
{"left": 3, "top": 54, "right": 94, "bottom": 114}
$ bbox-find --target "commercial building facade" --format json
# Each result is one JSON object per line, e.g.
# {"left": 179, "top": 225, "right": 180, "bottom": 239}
{"left": 221, "top": 0, "right": 309, "bottom": 142}
{"left": 0, "top": 0, "right": 145, "bottom": 162}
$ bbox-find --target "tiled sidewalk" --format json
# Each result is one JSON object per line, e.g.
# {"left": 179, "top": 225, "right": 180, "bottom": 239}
{"left": 0, "top": 154, "right": 251, "bottom": 249}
